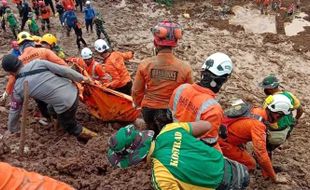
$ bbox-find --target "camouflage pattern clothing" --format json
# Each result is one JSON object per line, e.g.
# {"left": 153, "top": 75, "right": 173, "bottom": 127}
{"left": 93, "top": 16, "right": 110, "bottom": 45}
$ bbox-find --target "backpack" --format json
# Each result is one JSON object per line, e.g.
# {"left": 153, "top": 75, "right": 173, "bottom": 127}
{"left": 219, "top": 102, "right": 269, "bottom": 139}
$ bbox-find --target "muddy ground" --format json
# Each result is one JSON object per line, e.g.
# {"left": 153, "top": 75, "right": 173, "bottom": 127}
{"left": 0, "top": 0, "right": 310, "bottom": 189}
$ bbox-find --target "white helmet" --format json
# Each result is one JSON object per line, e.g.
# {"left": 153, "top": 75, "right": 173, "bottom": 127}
{"left": 266, "top": 94, "right": 293, "bottom": 115}
{"left": 86, "top": 1, "right": 91, "bottom": 5}
{"left": 201, "top": 52, "right": 233, "bottom": 76}
{"left": 94, "top": 39, "right": 109, "bottom": 53}
{"left": 81, "top": 47, "right": 93, "bottom": 59}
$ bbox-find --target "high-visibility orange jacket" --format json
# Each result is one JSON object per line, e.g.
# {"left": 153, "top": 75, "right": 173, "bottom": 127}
{"left": 103, "top": 51, "right": 132, "bottom": 89}
{"left": 169, "top": 83, "right": 223, "bottom": 151}
{"left": 0, "top": 162, "right": 74, "bottom": 190}
{"left": 132, "top": 51, "right": 193, "bottom": 109}
{"left": 67, "top": 57, "right": 111, "bottom": 83}
{"left": 62, "top": 0, "right": 75, "bottom": 11}
{"left": 5, "top": 46, "right": 67, "bottom": 94}
{"left": 12, "top": 0, "right": 22, "bottom": 4}
{"left": 219, "top": 107, "right": 276, "bottom": 180}
{"left": 40, "top": 6, "right": 51, "bottom": 19}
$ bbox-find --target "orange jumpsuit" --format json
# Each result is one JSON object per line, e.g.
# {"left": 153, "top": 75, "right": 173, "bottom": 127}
{"left": 218, "top": 107, "right": 276, "bottom": 180}
{"left": 12, "top": 0, "right": 22, "bottom": 4}
{"left": 5, "top": 46, "right": 67, "bottom": 94}
{"left": 169, "top": 83, "right": 223, "bottom": 151}
{"left": 62, "top": 0, "right": 75, "bottom": 11}
{"left": 0, "top": 162, "right": 74, "bottom": 190}
{"left": 103, "top": 51, "right": 133, "bottom": 89}
{"left": 132, "top": 51, "right": 193, "bottom": 109}
{"left": 40, "top": 6, "right": 51, "bottom": 19}
{"left": 67, "top": 57, "right": 111, "bottom": 83}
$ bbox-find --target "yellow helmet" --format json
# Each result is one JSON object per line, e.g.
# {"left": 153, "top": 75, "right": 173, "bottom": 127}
{"left": 41, "top": 33, "right": 57, "bottom": 46}
{"left": 32, "top": 35, "right": 42, "bottom": 43}
{"left": 17, "top": 31, "right": 33, "bottom": 44}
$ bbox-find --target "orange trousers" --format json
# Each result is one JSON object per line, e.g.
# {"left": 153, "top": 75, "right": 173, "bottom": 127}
{"left": 218, "top": 139, "right": 256, "bottom": 170}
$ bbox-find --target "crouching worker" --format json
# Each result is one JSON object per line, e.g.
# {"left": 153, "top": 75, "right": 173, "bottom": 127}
{"left": 107, "top": 111, "right": 250, "bottom": 190}
{"left": 0, "top": 162, "right": 74, "bottom": 190}
{"left": 1, "top": 54, "right": 98, "bottom": 140}
{"left": 218, "top": 94, "right": 293, "bottom": 182}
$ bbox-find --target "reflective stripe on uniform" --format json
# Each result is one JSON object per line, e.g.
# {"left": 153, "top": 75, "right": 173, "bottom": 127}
{"left": 171, "top": 84, "right": 190, "bottom": 121}
{"left": 195, "top": 99, "right": 219, "bottom": 121}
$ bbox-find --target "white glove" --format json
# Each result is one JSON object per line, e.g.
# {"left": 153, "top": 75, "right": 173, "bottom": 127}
{"left": 1, "top": 91, "right": 8, "bottom": 102}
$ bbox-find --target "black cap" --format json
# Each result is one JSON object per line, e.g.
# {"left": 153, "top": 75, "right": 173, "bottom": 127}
{"left": 1, "top": 54, "right": 22, "bottom": 73}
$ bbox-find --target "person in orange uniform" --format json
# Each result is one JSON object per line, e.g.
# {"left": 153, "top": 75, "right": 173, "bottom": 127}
{"left": 169, "top": 52, "right": 232, "bottom": 151}
{"left": 94, "top": 39, "right": 133, "bottom": 95}
{"left": 132, "top": 20, "right": 193, "bottom": 136}
{"left": 0, "top": 162, "right": 74, "bottom": 190}
{"left": 62, "top": 0, "right": 75, "bottom": 11}
{"left": 67, "top": 47, "right": 111, "bottom": 83}
{"left": 38, "top": 0, "right": 51, "bottom": 32}
{"left": 1, "top": 31, "right": 67, "bottom": 120}
{"left": 218, "top": 94, "right": 293, "bottom": 183}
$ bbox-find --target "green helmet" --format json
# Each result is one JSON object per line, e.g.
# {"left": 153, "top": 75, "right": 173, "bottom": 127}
{"left": 107, "top": 125, "right": 154, "bottom": 168}
{"left": 259, "top": 74, "right": 280, "bottom": 89}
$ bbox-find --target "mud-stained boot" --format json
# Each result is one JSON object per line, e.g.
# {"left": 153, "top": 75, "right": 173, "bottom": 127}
{"left": 78, "top": 127, "right": 98, "bottom": 140}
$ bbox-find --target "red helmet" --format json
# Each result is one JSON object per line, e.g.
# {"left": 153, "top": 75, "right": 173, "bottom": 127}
{"left": 152, "top": 20, "right": 182, "bottom": 47}
{"left": 11, "top": 40, "right": 18, "bottom": 48}
{"left": 38, "top": 0, "right": 45, "bottom": 7}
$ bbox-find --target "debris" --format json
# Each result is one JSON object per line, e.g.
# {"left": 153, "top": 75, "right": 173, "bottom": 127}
{"left": 183, "top": 13, "right": 190, "bottom": 18}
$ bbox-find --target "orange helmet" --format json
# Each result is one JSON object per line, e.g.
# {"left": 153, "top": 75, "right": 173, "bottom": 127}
{"left": 151, "top": 20, "right": 182, "bottom": 47}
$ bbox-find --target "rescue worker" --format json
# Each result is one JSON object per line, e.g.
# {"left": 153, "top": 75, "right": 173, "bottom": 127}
{"left": 73, "top": 21, "right": 87, "bottom": 50}
{"left": 55, "top": 0, "right": 65, "bottom": 25}
{"left": 131, "top": 20, "right": 193, "bottom": 135}
{"left": 31, "top": 0, "right": 40, "bottom": 20}
{"left": 4, "top": 8, "right": 19, "bottom": 38}
{"left": 94, "top": 39, "right": 133, "bottom": 95}
{"left": 1, "top": 31, "right": 66, "bottom": 113}
{"left": 26, "top": 11, "right": 40, "bottom": 35}
{"left": 169, "top": 52, "right": 232, "bottom": 151}
{"left": 10, "top": 40, "right": 21, "bottom": 58}
{"left": 218, "top": 94, "right": 293, "bottom": 182}
{"left": 38, "top": 0, "right": 51, "bottom": 32}
{"left": 67, "top": 47, "right": 111, "bottom": 83}
{"left": 108, "top": 119, "right": 250, "bottom": 189}
{"left": 83, "top": 0, "right": 95, "bottom": 33}
{"left": 0, "top": 162, "right": 74, "bottom": 190}
{"left": 93, "top": 12, "right": 110, "bottom": 44}
{"left": 12, "top": 0, "right": 22, "bottom": 17}
{"left": 259, "top": 74, "right": 303, "bottom": 152}
{"left": 62, "top": 5, "right": 77, "bottom": 36}
{"left": 0, "top": 0, "right": 9, "bottom": 32}
{"left": 1, "top": 54, "right": 98, "bottom": 140}
{"left": 20, "top": 1, "right": 31, "bottom": 31}
{"left": 44, "top": 0, "right": 56, "bottom": 15}
{"left": 41, "top": 33, "right": 66, "bottom": 59}
{"left": 62, "top": 0, "right": 75, "bottom": 11}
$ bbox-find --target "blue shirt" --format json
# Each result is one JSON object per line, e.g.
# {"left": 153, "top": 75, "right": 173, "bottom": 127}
{"left": 84, "top": 6, "right": 95, "bottom": 20}
{"left": 11, "top": 49, "right": 21, "bottom": 58}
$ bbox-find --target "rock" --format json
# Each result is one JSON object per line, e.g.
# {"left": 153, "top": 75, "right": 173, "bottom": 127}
{"left": 244, "top": 72, "right": 254, "bottom": 80}
{"left": 183, "top": 13, "right": 190, "bottom": 18}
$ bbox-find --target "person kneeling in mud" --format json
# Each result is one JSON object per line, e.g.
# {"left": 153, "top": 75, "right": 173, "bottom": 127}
{"left": 259, "top": 74, "right": 303, "bottom": 155}
{"left": 1, "top": 54, "right": 98, "bottom": 140}
{"left": 108, "top": 110, "right": 250, "bottom": 190}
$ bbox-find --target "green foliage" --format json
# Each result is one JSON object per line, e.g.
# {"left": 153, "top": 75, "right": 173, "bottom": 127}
{"left": 155, "top": 0, "right": 173, "bottom": 6}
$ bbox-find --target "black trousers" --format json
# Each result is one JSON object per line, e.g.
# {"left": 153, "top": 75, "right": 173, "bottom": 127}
{"left": 44, "top": 0, "right": 55, "bottom": 14}
{"left": 76, "top": 35, "right": 87, "bottom": 49}
{"left": 85, "top": 19, "right": 93, "bottom": 32}
{"left": 35, "top": 96, "right": 83, "bottom": 136}
{"left": 21, "top": 17, "right": 28, "bottom": 31}
{"left": 141, "top": 107, "right": 169, "bottom": 137}
{"left": 114, "top": 81, "right": 132, "bottom": 96}
{"left": 41, "top": 18, "right": 50, "bottom": 31}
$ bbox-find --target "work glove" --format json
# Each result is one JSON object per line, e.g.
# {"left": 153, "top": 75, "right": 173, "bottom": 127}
{"left": 1, "top": 91, "right": 8, "bottom": 102}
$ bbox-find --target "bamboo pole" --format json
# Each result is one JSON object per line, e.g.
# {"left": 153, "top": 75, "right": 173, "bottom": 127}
{"left": 20, "top": 81, "right": 29, "bottom": 156}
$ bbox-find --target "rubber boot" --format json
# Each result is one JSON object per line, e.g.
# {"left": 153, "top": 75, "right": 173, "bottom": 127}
{"left": 78, "top": 127, "right": 98, "bottom": 140}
